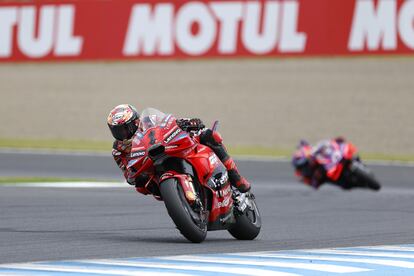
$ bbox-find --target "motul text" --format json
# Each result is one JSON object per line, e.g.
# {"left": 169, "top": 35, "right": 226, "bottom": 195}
{"left": 0, "top": 5, "right": 82, "bottom": 58}
{"left": 0, "top": 0, "right": 412, "bottom": 62}
{"left": 123, "top": 1, "right": 306, "bottom": 56}
{"left": 349, "top": 0, "right": 414, "bottom": 51}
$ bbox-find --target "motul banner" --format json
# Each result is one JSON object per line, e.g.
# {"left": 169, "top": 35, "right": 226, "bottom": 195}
{"left": 0, "top": 0, "right": 413, "bottom": 61}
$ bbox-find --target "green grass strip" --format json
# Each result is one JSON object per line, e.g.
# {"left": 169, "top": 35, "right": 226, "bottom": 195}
{"left": 229, "top": 145, "right": 414, "bottom": 162}
{"left": 1, "top": 138, "right": 414, "bottom": 162}
{"left": 359, "top": 153, "right": 414, "bottom": 163}
{"left": 227, "top": 145, "right": 292, "bottom": 158}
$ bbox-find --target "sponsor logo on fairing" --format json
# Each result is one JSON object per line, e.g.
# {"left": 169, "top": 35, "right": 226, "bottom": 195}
{"left": 130, "top": 150, "right": 146, "bottom": 158}
{"left": 164, "top": 128, "right": 182, "bottom": 143}
{"left": 221, "top": 185, "right": 231, "bottom": 196}
{"left": 127, "top": 159, "right": 138, "bottom": 168}
{"left": 217, "top": 197, "right": 230, "bottom": 208}
{"left": 217, "top": 171, "right": 228, "bottom": 185}
{"left": 209, "top": 154, "right": 218, "bottom": 166}
{"left": 165, "top": 144, "right": 179, "bottom": 149}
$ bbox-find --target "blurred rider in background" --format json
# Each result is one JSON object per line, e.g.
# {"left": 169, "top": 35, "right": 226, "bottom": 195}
{"left": 291, "top": 137, "right": 348, "bottom": 189}
{"left": 107, "top": 104, "right": 250, "bottom": 195}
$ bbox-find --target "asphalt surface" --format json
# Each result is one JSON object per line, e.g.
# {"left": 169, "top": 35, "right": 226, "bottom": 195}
{"left": 1, "top": 151, "right": 414, "bottom": 264}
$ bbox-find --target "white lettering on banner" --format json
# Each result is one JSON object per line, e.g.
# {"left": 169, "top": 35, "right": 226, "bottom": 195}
{"left": 0, "top": 8, "right": 17, "bottom": 57}
{"left": 124, "top": 0, "right": 307, "bottom": 56}
{"left": 398, "top": 0, "right": 414, "bottom": 49}
{"left": 175, "top": 2, "right": 216, "bottom": 55}
{"left": 0, "top": 5, "right": 83, "bottom": 58}
{"left": 349, "top": 0, "right": 414, "bottom": 51}
{"left": 242, "top": 1, "right": 280, "bottom": 54}
{"left": 280, "top": 1, "right": 307, "bottom": 52}
{"left": 210, "top": 3, "right": 243, "bottom": 54}
{"left": 123, "top": 4, "right": 173, "bottom": 56}
{"left": 18, "top": 6, "right": 55, "bottom": 58}
{"left": 55, "top": 6, "right": 83, "bottom": 56}
{"left": 348, "top": 0, "right": 396, "bottom": 51}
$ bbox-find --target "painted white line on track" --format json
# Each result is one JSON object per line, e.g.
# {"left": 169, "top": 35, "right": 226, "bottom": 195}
{"left": 358, "top": 245, "right": 414, "bottom": 252}
{"left": 1, "top": 182, "right": 127, "bottom": 188}
{"left": 0, "top": 148, "right": 110, "bottom": 157}
{"left": 160, "top": 255, "right": 369, "bottom": 273}
{"left": 302, "top": 249, "right": 414, "bottom": 259}
{"left": 76, "top": 260, "right": 298, "bottom": 276}
{"left": 234, "top": 253, "right": 414, "bottom": 268}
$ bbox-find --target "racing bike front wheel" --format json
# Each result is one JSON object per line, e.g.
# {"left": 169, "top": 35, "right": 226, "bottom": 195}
{"left": 160, "top": 178, "right": 207, "bottom": 243}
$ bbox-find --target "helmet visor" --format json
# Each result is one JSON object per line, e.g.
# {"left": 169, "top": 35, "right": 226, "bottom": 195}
{"left": 110, "top": 124, "right": 133, "bottom": 141}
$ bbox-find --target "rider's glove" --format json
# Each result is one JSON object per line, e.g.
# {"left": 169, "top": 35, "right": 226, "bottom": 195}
{"left": 188, "top": 118, "right": 205, "bottom": 130}
{"left": 176, "top": 118, "right": 205, "bottom": 131}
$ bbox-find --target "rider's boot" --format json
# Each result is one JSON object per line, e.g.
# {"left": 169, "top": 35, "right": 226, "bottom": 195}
{"left": 223, "top": 158, "right": 251, "bottom": 193}
{"left": 200, "top": 129, "right": 251, "bottom": 193}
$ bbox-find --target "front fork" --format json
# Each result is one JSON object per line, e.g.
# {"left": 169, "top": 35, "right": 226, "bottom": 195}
{"left": 161, "top": 172, "right": 206, "bottom": 216}
{"left": 160, "top": 173, "right": 198, "bottom": 204}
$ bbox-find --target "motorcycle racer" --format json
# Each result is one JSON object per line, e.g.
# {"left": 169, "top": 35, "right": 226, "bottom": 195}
{"left": 292, "top": 137, "right": 349, "bottom": 189}
{"left": 107, "top": 104, "right": 251, "bottom": 195}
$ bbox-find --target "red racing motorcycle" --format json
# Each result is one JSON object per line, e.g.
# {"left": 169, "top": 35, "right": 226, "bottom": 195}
{"left": 294, "top": 139, "right": 381, "bottom": 191}
{"left": 127, "top": 108, "right": 261, "bottom": 243}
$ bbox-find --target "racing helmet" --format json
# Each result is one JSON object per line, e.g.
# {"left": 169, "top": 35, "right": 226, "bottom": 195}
{"left": 107, "top": 104, "right": 140, "bottom": 141}
{"left": 292, "top": 140, "right": 313, "bottom": 177}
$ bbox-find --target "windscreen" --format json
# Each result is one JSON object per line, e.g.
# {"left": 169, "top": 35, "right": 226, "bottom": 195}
{"left": 139, "top": 108, "right": 167, "bottom": 132}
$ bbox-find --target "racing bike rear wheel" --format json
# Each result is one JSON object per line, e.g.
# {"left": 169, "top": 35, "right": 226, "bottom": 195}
{"left": 350, "top": 161, "right": 381, "bottom": 191}
{"left": 228, "top": 193, "right": 261, "bottom": 240}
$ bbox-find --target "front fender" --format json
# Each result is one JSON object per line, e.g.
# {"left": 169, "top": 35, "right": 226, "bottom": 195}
{"left": 160, "top": 172, "right": 197, "bottom": 204}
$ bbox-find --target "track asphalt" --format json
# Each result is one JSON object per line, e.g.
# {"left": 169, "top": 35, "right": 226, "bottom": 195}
{"left": 0, "top": 151, "right": 414, "bottom": 265}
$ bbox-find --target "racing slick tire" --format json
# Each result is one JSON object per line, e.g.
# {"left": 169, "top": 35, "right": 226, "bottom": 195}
{"left": 228, "top": 193, "right": 261, "bottom": 240}
{"left": 160, "top": 178, "right": 207, "bottom": 243}
{"left": 350, "top": 161, "right": 381, "bottom": 191}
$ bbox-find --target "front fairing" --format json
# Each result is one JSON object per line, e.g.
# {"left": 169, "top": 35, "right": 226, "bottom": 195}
{"left": 127, "top": 108, "right": 196, "bottom": 178}
{"left": 313, "top": 140, "right": 357, "bottom": 181}
{"left": 314, "top": 140, "right": 342, "bottom": 168}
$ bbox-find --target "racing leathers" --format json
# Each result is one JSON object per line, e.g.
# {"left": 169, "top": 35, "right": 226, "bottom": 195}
{"left": 295, "top": 160, "right": 326, "bottom": 189}
{"left": 111, "top": 118, "right": 251, "bottom": 195}
{"left": 295, "top": 137, "right": 348, "bottom": 189}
